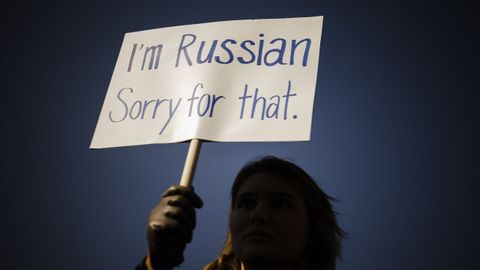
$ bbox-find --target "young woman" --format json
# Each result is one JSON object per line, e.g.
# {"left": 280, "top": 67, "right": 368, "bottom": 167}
{"left": 137, "top": 156, "right": 346, "bottom": 270}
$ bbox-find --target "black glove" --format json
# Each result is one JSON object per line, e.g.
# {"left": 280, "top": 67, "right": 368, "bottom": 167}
{"left": 146, "top": 185, "right": 203, "bottom": 270}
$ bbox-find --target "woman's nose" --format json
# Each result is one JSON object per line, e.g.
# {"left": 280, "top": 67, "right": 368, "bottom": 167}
{"left": 249, "top": 202, "right": 271, "bottom": 225}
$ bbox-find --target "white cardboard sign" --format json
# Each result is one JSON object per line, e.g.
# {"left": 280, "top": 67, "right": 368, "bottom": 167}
{"left": 90, "top": 16, "right": 323, "bottom": 148}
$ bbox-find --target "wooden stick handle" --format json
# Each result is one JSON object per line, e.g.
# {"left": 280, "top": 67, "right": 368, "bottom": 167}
{"left": 179, "top": 139, "right": 202, "bottom": 187}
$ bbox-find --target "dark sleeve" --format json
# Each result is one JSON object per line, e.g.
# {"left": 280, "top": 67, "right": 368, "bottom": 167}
{"left": 134, "top": 256, "right": 177, "bottom": 270}
{"left": 134, "top": 256, "right": 148, "bottom": 270}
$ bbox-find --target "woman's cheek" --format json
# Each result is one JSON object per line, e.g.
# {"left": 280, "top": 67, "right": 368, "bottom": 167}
{"left": 229, "top": 211, "right": 243, "bottom": 234}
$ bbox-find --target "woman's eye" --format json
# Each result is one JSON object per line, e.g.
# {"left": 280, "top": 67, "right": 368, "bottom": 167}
{"left": 236, "top": 199, "right": 255, "bottom": 209}
{"left": 273, "top": 199, "right": 293, "bottom": 209}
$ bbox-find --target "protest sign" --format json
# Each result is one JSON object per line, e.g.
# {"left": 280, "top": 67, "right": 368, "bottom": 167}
{"left": 90, "top": 16, "right": 323, "bottom": 149}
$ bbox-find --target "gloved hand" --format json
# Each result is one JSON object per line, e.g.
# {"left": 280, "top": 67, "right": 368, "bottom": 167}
{"left": 146, "top": 185, "right": 203, "bottom": 270}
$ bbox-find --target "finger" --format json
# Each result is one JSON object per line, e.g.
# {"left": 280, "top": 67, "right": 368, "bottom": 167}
{"left": 149, "top": 197, "right": 194, "bottom": 226}
{"left": 149, "top": 203, "right": 195, "bottom": 242}
{"left": 165, "top": 215, "right": 193, "bottom": 242}
{"left": 166, "top": 195, "right": 196, "bottom": 223}
{"left": 163, "top": 185, "right": 203, "bottom": 208}
{"left": 149, "top": 219, "right": 190, "bottom": 244}
{"left": 164, "top": 206, "right": 195, "bottom": 238}
{"left": 149, "top": 202, "right": 194, "bottom": 229}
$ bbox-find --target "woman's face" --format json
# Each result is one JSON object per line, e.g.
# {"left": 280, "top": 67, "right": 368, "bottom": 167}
{"left": 229, "top": 172, "right": 310, "bottom": 269}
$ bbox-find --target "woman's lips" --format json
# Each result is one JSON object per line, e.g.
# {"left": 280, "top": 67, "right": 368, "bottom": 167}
{"left": 243, "top": 230, "right": 273, "bottom": 240}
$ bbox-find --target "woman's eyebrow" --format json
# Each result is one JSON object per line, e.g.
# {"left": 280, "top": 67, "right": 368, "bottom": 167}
{"left": 269, "top": 192, "right": 299, "bottom": 201}
{"left": 236, "top": 192, "right": 299, "bottom": 201}
{"left": 236, "top": 192, "right": 255, "bottom": 198}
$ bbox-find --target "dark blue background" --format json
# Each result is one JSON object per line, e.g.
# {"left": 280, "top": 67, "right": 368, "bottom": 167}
{"left": 3, "top": 1, "right": 479, "bottom": 269}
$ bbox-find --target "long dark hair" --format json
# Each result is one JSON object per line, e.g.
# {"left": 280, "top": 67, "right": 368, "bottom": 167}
{"left": 204, "top": 156, "right": 346, "bottom": 270}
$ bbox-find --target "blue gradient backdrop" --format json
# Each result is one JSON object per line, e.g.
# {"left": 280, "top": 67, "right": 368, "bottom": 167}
{"left": 3, "top": 1, "right": 478, "bottom": 269}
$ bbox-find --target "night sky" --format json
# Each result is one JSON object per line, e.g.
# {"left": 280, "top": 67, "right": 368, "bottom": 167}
{"left": 4, "top": 1, "right": 479, "bottom": 269}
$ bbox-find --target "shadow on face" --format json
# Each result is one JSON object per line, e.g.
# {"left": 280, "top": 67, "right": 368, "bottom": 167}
{"left": 229, "top": 172, "right": 310, "bottom": 269}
